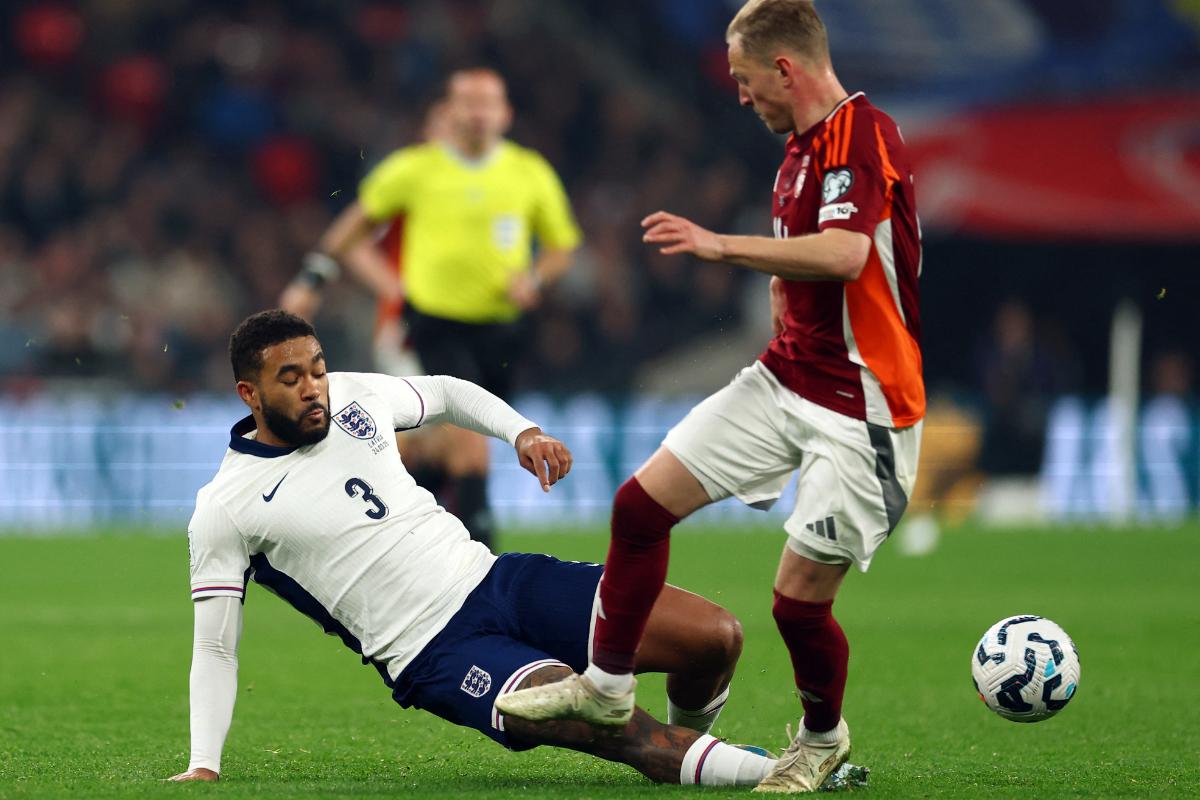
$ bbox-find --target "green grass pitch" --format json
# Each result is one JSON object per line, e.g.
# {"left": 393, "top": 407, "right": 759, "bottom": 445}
{"left": 1, "top": 523, "right": 1198, "bottom": 798}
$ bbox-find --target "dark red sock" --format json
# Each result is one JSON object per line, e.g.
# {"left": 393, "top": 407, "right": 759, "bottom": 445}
{"left": 590, "top": 477, "right": 678, "bottom": 674}
{"left": 772, "top": 590, "right": 849, "bottom": 732}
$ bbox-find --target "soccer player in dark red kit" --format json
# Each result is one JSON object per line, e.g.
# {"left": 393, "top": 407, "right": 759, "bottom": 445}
{"left": 498, "top": 0, "right": 924, "bottom": 792}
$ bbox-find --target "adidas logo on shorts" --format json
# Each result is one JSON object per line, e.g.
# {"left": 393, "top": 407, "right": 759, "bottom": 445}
{"left": 805, "top": 516, "right": 838, "bottom": 541}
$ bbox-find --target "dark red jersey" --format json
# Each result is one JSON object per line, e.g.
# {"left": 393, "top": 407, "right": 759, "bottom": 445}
{"left": 760, "top": 93, "right": 924, "bottom": 428}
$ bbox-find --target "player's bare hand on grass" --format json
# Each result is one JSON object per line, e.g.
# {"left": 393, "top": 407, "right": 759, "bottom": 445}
{"left": 515, "top": 427, "right": 572, "bottom": 492}
{"left": 166, "top": 768, "right": 218, "bottom": 782}
{"left": 641, "top": 211, "right": 726, "bottom": 260}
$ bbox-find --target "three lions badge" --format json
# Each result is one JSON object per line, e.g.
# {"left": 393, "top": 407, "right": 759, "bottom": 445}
{"left": 333, "top": 401, "right": 377, "bottom": 439}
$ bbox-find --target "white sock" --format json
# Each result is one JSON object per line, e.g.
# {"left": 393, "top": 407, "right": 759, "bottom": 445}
{"left": 679, "top": 734, "right": 776, "bottom": 787}
{"left": 667, "top": 685, "right": 729, "bottom": 734}
{"left": 584, "top": 662, "right": 635, "bottom": 697}
{"left": 800, "top": 717, "right": 842, "bottom": 744}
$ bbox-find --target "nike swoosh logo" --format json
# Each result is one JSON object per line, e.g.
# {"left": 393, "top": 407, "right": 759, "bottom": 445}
{"left": 262, "top": 473, "right": 288, "bottom": 502}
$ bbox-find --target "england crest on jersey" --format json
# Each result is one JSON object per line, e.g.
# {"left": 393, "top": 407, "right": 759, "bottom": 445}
{"left": 333, "top": 401, "right": 377, "bottom": 439}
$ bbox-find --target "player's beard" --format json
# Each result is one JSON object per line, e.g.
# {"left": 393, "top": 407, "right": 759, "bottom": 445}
{"left": 262, "top": 398, "right": 330, "bottom": 446}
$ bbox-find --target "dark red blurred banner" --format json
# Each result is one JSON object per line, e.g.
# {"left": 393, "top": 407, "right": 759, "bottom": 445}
{"left": 906, "top": 95, "right": 1200, "bottom": 241}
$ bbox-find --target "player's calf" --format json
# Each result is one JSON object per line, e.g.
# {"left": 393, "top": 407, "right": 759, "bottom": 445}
{"left": 638, "top": 585, "right": 744, "bottom": 734}
{"left": 502, "top": 666, "right": 774, "bottom": 786}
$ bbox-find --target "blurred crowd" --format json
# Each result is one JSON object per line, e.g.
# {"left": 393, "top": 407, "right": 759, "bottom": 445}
{"left": 3, "top": 0, "right": 1195, "bottom": 498}
{"left": 0, "top": 0, "right": 771, "bottom": 394}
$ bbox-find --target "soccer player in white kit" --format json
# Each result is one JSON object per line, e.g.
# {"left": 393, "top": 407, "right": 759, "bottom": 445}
{"left": 166, "top": 310, "right": 777, "bottom": 788}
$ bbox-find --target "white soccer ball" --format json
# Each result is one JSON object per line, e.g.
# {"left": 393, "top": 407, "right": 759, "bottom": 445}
{"left": 971, "top": 615, "right": 1080, "bottom": 723}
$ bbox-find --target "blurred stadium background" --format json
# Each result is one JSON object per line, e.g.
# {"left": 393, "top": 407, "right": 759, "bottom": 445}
{"left": 1, "top": 0, "right": 1199, "bottom": 532}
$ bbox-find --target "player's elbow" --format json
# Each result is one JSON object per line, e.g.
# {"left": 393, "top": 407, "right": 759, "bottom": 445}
{"left": 825, "top": 231, "right": 871, "bottom": 282}
{"left": 836, "top": 253, "right": 868, "bottom": 282}
{"left": 194, "top": 635, "right": 239, "bottom": 667}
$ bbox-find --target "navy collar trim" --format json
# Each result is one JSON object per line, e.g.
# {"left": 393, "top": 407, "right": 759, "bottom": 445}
{"left": 229, "top": 415, "right": 298, "bottom": 458}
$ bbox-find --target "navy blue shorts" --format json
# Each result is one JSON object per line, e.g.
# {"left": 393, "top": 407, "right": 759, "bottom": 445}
{"left": 390, "top": 553, "right": 602, "bottom": 749}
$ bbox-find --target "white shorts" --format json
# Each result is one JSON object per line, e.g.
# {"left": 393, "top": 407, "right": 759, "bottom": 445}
{"left": 663, "top": 362, "right": 921, "bottom": 572}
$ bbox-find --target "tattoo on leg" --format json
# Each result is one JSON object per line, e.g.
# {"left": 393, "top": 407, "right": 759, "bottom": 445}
{"left": 501, "top": 666, "right": 701, "bottom": 784}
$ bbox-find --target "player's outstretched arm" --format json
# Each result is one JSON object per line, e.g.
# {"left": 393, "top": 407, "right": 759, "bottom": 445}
{"left": 402, "top": 375, "right": 573, "bottom": 491}
{"left": 281, "top": 201, "right": 403, "bottom": 320}
{"left": 642, "top": 210, "right": 870, "bottom": 281}
{"left": 167, "top": 596, "right": 243, "bottom": 782}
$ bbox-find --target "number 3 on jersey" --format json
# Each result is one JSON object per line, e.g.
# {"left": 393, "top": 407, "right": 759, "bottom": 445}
{"left": 345, "top": 477, "right": 388, "bottom": 520}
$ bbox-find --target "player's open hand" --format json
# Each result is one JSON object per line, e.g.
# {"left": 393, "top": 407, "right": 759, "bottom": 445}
{"left": 642, "top": 211, "right": 726, "bottom": 261}
{"left": 769, "top": 275, "right": 787, "bottom": 335}
{"left": 166, "top": 768, "right": 219, "bottom": 782}
{"left": 515, "top": 427, "right": 572, "bottom": 492}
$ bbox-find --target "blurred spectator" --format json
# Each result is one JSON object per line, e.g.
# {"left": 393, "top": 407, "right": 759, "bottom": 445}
{"left": 976, "top": 300, "right": 1081, "bottom": 476}
{"left": 1140, "top": 351, "right": 1194, "bottom": 519}
{"left": 0, "top": 1, "right": 757, "bottom": 396}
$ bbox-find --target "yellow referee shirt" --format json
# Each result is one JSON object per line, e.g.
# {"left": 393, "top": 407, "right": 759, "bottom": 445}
{"left": 358, "top": 140, "right": 581, "bottom": 324}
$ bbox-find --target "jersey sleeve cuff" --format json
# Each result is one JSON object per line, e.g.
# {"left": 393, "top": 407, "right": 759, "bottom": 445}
{"left": 190, "top": 582, "right": 245, "bottom": 601}
{"left": 506, "top": 417, "right": 539, "bottom": 446}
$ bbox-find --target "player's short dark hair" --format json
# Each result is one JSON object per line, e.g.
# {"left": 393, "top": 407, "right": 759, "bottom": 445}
{"left": 229, "top": 310, "right": 317, "bottom": 382}
{"left": 727, "top": 0, "right": 829, "bottom": 65}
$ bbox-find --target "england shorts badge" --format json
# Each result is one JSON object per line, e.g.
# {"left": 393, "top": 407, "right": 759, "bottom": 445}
{"left": 333, "top": 401, "right": 377, "bottom": 439}
{"left": 461, "top": 665, "right": 492, "bottom": 698}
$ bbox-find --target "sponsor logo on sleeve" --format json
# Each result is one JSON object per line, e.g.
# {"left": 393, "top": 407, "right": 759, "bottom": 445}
{"left": 819, "top": 202, "right": 859, "bottom": 224}
{"left": 333, "top": 401, "right": 377, "bottom": 439}
{"left": 461, "top": 665, "right": 493, "bottom": 698}
{"left": 822, "top": 168, "right": 854, "bottom": 203}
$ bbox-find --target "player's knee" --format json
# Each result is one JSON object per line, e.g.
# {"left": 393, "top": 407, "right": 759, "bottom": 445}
{"left": 710, "top": 610, "right": 744, "bottom": 670}
{"left": 690, "top": 607, "right": 742, "bottom": 673}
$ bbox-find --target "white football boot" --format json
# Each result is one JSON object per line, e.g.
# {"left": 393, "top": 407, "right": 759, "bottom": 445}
{"left": 753, "top": 718, "right": 851, "bottom": 793}
{"left": 494, "top": 673, "right": 635, "bottom": 726}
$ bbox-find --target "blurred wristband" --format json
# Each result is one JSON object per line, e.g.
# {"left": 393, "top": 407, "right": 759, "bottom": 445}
{"left": 296, "top": 252, "right": 342, "bottom": 290}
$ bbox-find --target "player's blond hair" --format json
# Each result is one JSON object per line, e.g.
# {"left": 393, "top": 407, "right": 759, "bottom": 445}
{"left": 726, "top": 0, "right": 830, "bottom": 65}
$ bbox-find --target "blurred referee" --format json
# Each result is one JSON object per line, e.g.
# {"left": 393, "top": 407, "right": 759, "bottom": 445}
{"left": 282, "top": 68, "right": 581, "bottom": 549}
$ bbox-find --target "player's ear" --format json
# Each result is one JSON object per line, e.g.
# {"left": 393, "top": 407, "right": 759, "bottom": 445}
{"left": 774, "top": 56, "right": 793, "bottom": 85}
{"left": 236, "top": 380, "right": 259, "bottom": 411}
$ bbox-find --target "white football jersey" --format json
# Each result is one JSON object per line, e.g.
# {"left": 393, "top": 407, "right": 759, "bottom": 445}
{"left": 187, "top": 372, "right": 528, "bottom": 681}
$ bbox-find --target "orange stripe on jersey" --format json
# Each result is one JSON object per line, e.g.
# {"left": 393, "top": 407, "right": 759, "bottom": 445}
{"left": 874, "top": 122, "right": 901, "bottom": 195}
{"left": 838, "top": 103, "right": 855, "bottom": 165}
{"left": 845, "top": 243, "right": 925, "bottom": 427}
{"left": 829, "top": 112, "right": 842, "bottom": 168}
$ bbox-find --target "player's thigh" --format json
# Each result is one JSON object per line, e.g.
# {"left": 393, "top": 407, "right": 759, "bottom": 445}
{"left": 636, "top": 584, "right": 742, "bottom": 676}
{"left": 662, "top": 363, "right": 799, "bottom": 509}
{"left": 784, "top": 406, "right": 920, "bottom": 573}
{"left": 633, "top": 447, "right": 713, "bottom": 520}
{"left": 393, "top": 629, "right": 567, "bottom": 750}
{"left": 501, "top": 553, "right": 603, "bottom": 670}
